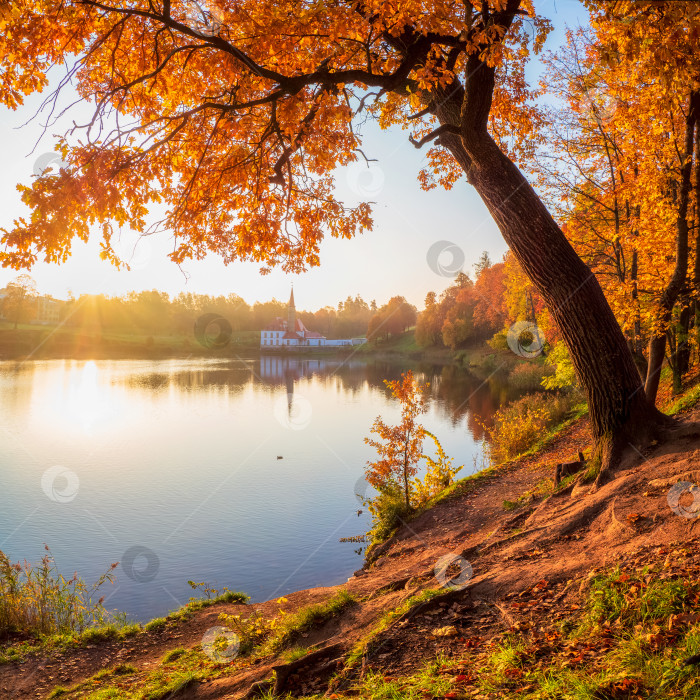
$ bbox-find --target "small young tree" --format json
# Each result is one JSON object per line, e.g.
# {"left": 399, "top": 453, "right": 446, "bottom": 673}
{"left": 364, "top": 371, "right": 428, "bottom": 509}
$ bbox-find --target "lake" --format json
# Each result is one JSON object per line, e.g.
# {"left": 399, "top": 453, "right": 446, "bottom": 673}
{"left": 0, "top": 356, "right": 514, "bottom": 621}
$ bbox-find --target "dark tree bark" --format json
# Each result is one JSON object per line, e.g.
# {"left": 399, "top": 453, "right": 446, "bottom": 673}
{"left": 694, "top": 121, "right": 700, "bottom": 360}
{"left": 414, "top": 4, "right": 667, "bottom": 476}
{"left": 628, "top": 196, "right": 646, "bottom": 377}
{"left": 644, "top": 92, "right": 698, "bottom": 404}
{"left": 454, "top": 133, "right": 662, "bottom": 471}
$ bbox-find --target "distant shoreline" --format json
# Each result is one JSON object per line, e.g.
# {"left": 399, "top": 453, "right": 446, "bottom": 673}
{"left": 0, "top": 326, "right": 462, "bottom": 364}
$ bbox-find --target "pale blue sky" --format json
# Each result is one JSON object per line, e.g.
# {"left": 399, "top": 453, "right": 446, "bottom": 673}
{"left": 0, "top": 0, "right": 586, "bottom": 312}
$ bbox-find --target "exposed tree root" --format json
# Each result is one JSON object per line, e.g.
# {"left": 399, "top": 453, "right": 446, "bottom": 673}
{"left": 367, "top": 575, "right": 414, "bottom": 599}
{"left": 592, "top": 407, "right": 674, "bottom": 490}
{"left": 246, "top": 642, "right": 345, "bottom": 697}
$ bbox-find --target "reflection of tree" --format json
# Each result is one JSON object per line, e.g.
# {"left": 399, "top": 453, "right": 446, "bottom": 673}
{"left": 425, "top": 364, "right": 510, "bottom": 440}
{"left": 2, "top": 357, "right": 527, "bottom": 452}
{"left": 110, "top": 358, "right": 523, "bottom": 446}
{"left": 122, "top": 363, "right": 252, "bottom": 391}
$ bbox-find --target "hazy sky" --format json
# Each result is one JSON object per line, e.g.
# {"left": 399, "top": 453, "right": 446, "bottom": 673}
{"left": 0, "top": 0, "right": 586, "bottom": 313}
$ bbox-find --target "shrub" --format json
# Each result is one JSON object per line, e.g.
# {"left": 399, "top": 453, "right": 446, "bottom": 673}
{"left": 366, "top": 485, "right": 414, "bottom": 543}
{"left": 411, "top": 431, "right": 463, "bottom": 507}
{"left": 507, "top": 362, "right": 549, "bottom": 392}
{"left": 542, "top": 341, "right": 578, "bottom": 390}
{"left": 485, "top": 392, "right": 577, "bottom": 463}
{"left": 488, "top": 329, "right": 509, "bottom": 351}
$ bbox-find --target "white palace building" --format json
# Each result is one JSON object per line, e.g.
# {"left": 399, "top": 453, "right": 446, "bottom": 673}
{"left": 260, "top": 289, "right": 365, "bottom": 349}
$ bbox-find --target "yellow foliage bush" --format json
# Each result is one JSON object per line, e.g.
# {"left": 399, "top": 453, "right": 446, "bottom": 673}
{"left": 484, "top": 393, "right": 575, "bottom": 463}
{"left": 411, "top": 431, "right": 463, "bottom": 507}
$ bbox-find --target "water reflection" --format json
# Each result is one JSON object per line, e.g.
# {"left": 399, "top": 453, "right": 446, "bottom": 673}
{"left": 105, "top": 355, "right": 515, "bottom": 433}
{"left": 0, "top": 356, "right": 518, "bottom": 621}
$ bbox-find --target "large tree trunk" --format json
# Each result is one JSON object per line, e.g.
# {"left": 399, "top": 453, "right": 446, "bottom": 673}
{"left": 425, "top": 43, "right": 666, "bottom": 477}
{"left": 694, "top": 119, "right": 700, "bottom": 362}
{"left": 644, "top": 92, "right": 697, "bottom": 404}
{"left": 628, "top": 197, "right": 646, "bottom": 377}
{"left": 460, "top": 134, "right": 662, "bottom": 470}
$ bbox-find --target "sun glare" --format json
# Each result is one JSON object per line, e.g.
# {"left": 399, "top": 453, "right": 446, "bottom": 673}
{"left": 35, "top": 360, "right": 123, "bottom": 434}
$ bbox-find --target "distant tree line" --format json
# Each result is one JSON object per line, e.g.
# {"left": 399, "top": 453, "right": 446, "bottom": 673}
{"left": 58, "top": 290, "right": 380, "bottom": 340}
{"left": 367, "top": 296, "right": 417, "bottom": 341}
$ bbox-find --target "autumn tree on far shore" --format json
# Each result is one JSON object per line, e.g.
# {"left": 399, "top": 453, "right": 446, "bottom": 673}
{"left": 1, "top": 274, "right": 37, "bottom": 328}
{"left": 417, "top": 259, "right": 508, "bottom": 349}
{"left": 367, "top": 297, "right": 417, "bottom": 341}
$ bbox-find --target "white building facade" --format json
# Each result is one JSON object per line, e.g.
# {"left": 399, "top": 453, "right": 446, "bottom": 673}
{"left": 260, "top": 290, "right": 366, "bottom": 349}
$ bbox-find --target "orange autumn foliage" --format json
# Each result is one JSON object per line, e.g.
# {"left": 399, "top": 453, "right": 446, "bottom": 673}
{"left": 0, "top": 0, "right": 549, "bottom": 272}
{"left": 364, "top": 371, "right": 428, "bottom": 509}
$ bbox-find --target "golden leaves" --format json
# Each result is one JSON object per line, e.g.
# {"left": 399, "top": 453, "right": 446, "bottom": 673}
{"left": 0, "top": 0, "right": 551, "bottom": 272}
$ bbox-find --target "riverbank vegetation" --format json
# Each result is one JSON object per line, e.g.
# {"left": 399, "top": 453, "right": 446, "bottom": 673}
{"left": 362, "top": 371, "right": 465, "bottom": 544}
{"left": 0, "top": 547, "right": 120, "bottom": 639}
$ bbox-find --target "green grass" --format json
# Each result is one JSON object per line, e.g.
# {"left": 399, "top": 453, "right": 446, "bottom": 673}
{"left": 262, "top": 589, "right": 356, "bottom": 654}
{"left": 161, "top": 647, "right": 186, "bottom": 663}
{"left": 359, "top": 330, "right": 420, "bottom": 355}
{"left": 666, "top": 383, "right": 700, "bottom": 415}
{"left": 78, "top": 623, "right": 141, "bottom": 645}
{"left": 46, "top": 650, "right": 209, "bottom": 699}
{"left": 280, "top": 646, "right": 311, "bottom": 663}
{"left": 577, "top": 565, "right": 695, "bottom": 634}
{"left": 144, "top": 617, "right": 166, "bottom": 632}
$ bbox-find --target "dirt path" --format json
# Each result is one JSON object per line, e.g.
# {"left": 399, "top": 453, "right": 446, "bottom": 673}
{"left": 4, "top": 409, "right": 700, "bottom": 698}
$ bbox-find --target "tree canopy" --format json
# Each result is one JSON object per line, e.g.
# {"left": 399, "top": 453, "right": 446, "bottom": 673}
{"left": 0, "top": 0, "right": 546, "bottom": 272}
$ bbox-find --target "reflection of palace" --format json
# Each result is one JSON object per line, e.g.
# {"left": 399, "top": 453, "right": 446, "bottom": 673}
{"left": 259, "top": 355, "right": 328, "bottom": 382}
{"left": 260, "top": 289, "right": 365, "bottom": 349}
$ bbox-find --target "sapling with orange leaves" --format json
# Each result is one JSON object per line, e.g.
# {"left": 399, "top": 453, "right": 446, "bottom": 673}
{"left": 364, "top": 371, "right": 428, "bottom": 510}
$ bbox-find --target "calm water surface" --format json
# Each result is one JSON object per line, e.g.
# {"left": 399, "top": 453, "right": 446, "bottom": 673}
{"left": 0, "top": 357, "right": 514, "bottom": 620}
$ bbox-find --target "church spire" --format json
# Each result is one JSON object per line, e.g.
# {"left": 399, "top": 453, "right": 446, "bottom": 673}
{"left": 287, "top": 285, "right": 296, "bottom": 334}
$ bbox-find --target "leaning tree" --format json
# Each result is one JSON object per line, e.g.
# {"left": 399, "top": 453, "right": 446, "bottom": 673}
{"left": 0, "top": 0, "right": 669, "bottom": 476}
